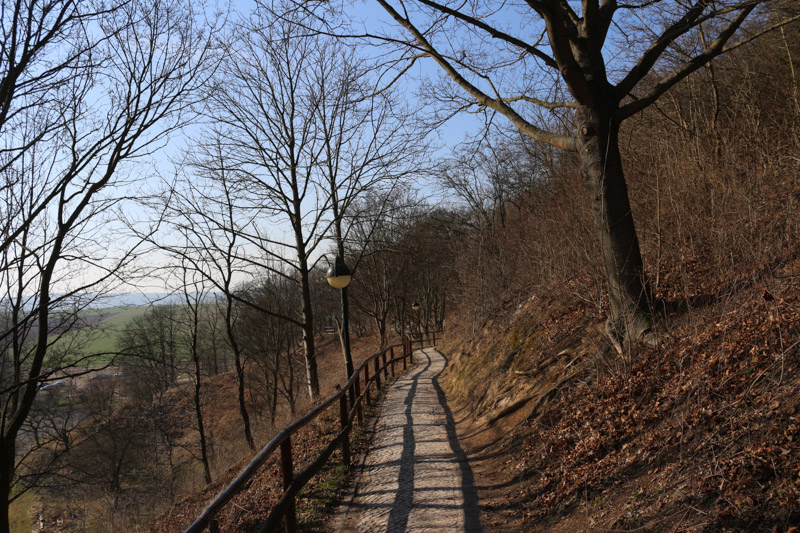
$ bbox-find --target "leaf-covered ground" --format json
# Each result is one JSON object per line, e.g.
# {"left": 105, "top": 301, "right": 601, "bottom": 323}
{"left": 443, "top": 257, "right": 800, "bottom": 532}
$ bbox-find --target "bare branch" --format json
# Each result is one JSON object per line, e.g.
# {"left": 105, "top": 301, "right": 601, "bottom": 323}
{"left": 375, "top": 0, "right": 578, "bottom": 150}
{"left": 615, "top": 0, "right": 765, "bottom": 99}
{"left": 414, "top": 0, "right": 559, "bottom": 69}
{"left": 618, "top": 3, "right": 756, "bottom": 120}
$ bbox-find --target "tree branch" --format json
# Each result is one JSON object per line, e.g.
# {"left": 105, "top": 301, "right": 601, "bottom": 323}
{"left": 615, "top": 0, "right": 764, "bottom": 100}
{"left": 375, "top": 0, "right": 578, "bottom": 151}
{"left": 618, "top": 3, "right": 756, "bottom": 121}
{"left": 414, "top": 0, "right": 559, "bottom": 69}
{"left": 502, "top": 95, "right": 577, "bottom": 109}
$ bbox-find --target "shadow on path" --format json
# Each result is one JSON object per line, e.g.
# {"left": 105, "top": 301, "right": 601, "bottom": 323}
{"left": 385, "top": 351, "right": 429, "bottom": 531}
{"left": 432, "top": 354, "right": 482, "bottom": 532}
{"left": 382, "top": 349, "right": 482, "bottom": 532}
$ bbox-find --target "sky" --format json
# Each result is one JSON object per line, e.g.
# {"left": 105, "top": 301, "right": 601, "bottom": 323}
{"left": 17, "top": 0, "right": 522, "bottom": 300}
{"left": 101, "top": 0, "right": 491, "bottom": 296}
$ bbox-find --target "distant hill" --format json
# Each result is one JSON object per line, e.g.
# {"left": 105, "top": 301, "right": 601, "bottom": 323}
{"left": 88, "top": 292, "right": 182, "bottom": 308}
{"left": 1, "top": 292, "right": 184, "bottom": 311}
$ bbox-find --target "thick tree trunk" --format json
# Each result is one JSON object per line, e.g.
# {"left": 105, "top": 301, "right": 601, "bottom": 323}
{"left": 374, "top": 315, "right": 387, "bottom": 350}
{"left": 576, "top": 104, "right": 653, "bottom": 343}
{"left": 0, "top": 436, "right": 13, "bottom": 533}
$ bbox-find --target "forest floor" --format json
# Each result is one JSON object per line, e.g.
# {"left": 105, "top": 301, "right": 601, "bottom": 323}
{"left": 441, "top": 256, "right": 800, "bottom": 532}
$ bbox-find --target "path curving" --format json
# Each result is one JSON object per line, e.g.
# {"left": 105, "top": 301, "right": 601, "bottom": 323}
{"left": 334, "top": 348, "right": 482, "bottom": 533}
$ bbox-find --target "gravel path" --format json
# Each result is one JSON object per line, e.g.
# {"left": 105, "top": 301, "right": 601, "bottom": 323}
{"left": 334, "top": 348, "right": 482, "bottom": 533}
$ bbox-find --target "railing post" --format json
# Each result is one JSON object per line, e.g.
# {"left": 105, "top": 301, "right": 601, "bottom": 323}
{"left": 403, "top": 343, "right": 407, "bottom": 370}
{"left": 280, "top": 437, "right": 296, "bottom": 533}
{"left": 339, "top": 395, "right": 350, "bottom": 467}
{"left": 364, "top": 365, "right": 371, "bottom": 405}
{"left": 354, "top": 375, "right": 363, "bottom": 425}
{"left": 390, "top": 346, "right": 395, "bottom": 377}
{"left": 382, "top": 352, "right": 388, "bottom": 380}
{"left": 374, "top": 357, "right": 381, "bottom": 390}
{"left": 433, "top": 330, "right": 436, "bottom": 345}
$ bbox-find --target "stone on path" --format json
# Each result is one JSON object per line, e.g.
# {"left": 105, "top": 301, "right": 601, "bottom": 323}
{"left": 334, "top": 349, "right": 482, "bottom": 533}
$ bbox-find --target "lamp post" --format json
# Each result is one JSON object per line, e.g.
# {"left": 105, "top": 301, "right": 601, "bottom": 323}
{"left": 327, "top": 255, "right": 354, "bottom": 405}
{"left": 411, "top": 301, "right": 421, "bottom": 340}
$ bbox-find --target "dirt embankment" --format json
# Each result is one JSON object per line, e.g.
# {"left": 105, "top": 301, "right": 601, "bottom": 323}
{"left": 440, "top": 258, "right": 800, "bottom": 532}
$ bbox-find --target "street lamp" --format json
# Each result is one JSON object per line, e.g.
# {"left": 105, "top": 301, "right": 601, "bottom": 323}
{"left": 411, "top": 301, "right": 421, "bottom": 339}
{"left": 326, "top": 255, "right": 352, "bottom": 289}
{"left": 327, "top": 256, "right": 354, "bottom": 405}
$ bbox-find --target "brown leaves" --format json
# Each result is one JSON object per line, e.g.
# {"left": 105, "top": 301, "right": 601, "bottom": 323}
{"left": 474, "top": 260, "right": 800, "bottom": 530}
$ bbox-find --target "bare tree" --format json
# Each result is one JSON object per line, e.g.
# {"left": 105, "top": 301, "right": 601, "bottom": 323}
{"left": 0, "top": 1, "right": 219, "bottom": 530}
{"left": 319, "top": 0, "right": 799, "bottom": 344}
{"left": 149, "top": 157, "right": 259, "bottom": 450}
{"left": 237, "top": 276, "right": 306, "bottom": 420}
{"left": 178, "top": 265, "right": 213, "bottom": 484}
{"left": 0, "top": 1, "right": 103, "bottom": 183}
{"left": 203, "top": 13, "right": 336, "bottom": 402}
{"left": 347, "top": 191, "right": 418, "bottom": 349}
{"left": 118, "top": 305, "right": 181, "bottom": 397}
{"left": 312, "top": 33, "right": 424, "bottom": 383}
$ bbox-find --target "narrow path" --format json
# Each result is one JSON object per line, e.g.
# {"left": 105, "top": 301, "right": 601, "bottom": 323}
{"left": 334, "top": 348, "right": 482, "bottom": 533}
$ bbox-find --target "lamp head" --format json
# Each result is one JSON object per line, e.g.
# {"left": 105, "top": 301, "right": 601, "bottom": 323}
{"left": 326, "top": 256, "right": 352, "bottom": 289}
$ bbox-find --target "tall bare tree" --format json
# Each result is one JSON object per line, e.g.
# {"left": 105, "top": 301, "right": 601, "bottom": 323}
{"left": 204, "top": 13, "right": 336, "bottom": 401}
{"left": 319, "top": 0, "right": 799, "bottom": 344}
{"left": 153, "top": 155, "right": 260, "bottom": 450}
{"left": 178, "top": 265, "right": 213, "bottom": 484}
{"left": 203, "top": 3, "right": 424, "bottom": 400}
{"left": 312, "top": 35, "right": 423, "bottom": 382}
{"left": 0, "top": 1, "right": 218, "bottom": 530}
{"left": 347, "top": 191, "right": 419, "bottom": 349}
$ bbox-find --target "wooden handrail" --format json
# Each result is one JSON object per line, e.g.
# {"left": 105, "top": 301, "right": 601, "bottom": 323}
{"left": 184, "top": 335, "right": 440, "bottom": 533}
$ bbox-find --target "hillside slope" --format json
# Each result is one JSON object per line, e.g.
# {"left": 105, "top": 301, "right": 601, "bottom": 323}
{"left": 441, "top": 258, "right": 800, "bottom": 532}
{"left": 150, "top": 333, "right": 389, "bottom": 532}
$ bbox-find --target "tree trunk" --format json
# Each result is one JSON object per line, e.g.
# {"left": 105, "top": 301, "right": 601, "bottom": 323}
{"left": 292, "top": 190, "right": 320, "bottom": 402}
{"left": 299, "top": 272, "right": 320, "bottom": 403}
{"left": 193, "top": 369, "right": 212, "bottom": 485}
{"left": 576, "top": 104, "right": 653, "bottom": 343}
{"left": 0, "top": 436, "right": 13, "bottom": 533}
{"left": 375, "top": 315, "right": 387, "bottom": 350}
{"left": 223, "top": 299, "right": 255, "bottom": 451}
{"left": 233, "top": 355, "right": 255, "bottom": 451}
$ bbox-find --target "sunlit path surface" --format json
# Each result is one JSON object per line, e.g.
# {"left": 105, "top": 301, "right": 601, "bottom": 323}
{"left": 335, "top": 349, "right": 482, "bottom": 533}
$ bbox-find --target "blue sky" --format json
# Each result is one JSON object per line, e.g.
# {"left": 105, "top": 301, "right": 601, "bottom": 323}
{"left": 38, "top": 0, "right": 496, "bottom": 298}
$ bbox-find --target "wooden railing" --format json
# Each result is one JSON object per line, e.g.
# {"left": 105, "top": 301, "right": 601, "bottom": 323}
{"left": 184, "top": 333, "right": 439, "bottom": 533}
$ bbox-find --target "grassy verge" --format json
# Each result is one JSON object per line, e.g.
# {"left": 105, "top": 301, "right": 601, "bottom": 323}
{"left": 8, "top": 491, "right": 35, "bottom": 532}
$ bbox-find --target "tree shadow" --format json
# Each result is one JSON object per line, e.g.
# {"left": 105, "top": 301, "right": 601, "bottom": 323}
{"left": 386, "top": 349, "right": 483, "bottom": 532}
